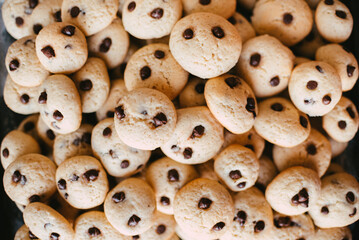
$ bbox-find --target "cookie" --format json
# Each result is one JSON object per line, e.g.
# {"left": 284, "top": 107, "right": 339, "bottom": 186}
{"left": 161, "top": 106, "right": 224, "bottom": 164}
{"left": 221, "top": 187, "right": 274, "bottom": 240}
{"left": 1, "top": 130, "right": 40, "bottom": 169}
{"left": 72, "top": 57, "right": 110, "bottom": 113}
{"left": 17, "top": 114, "right": 40, "bottom": 141}
{"left": 214, "top": 144, "right": 260, "bottom": 191}
{"left": 254, "top": 97, "right": 311, "bottom": 147}
{"left": 272, "top": 128, "right": 331, "bottom": 177}
{"left": 315, "top": 0, "right": 353, "bottom": 43}
{"left": 53, "top": 124, "right": 93, "bottom": 166}
{"left": 329, "top": 137, "right": 348, "bottom": 158}
{"left": 256, "top": 156, "right": 278, "bottom": 192}
{"left": 173, "top": 178, "right": 234, "bottom": 239}
{"left": 178, "top": 77, "right": 207, "bottom": 108}
{"left": 169, "top": 12, "right": 242, "bottom": 79}
{"left": 289, "top": 61, "right": 342, "bottom": 117}
{"left": 114, "top": 88, "right": 177, "bottom": 150}
{"left": 122, "top": 0, "right": 182, "bottom": 39}
{"left": 5, "top": 35, "right": 49, "bottom": 87}
{"left": 14, "top": 225, "right": 34, "bottom": 240}
{"left": 56, "top": 155, "right": 109, "bottom": 209}
{"left": 104, "top": 178, "right": 156, "bottom": 236}
{"left": 322, "top": 96, "right": 359, "bottom": 142}
{"left": 195, "top": 159, "right": 220, "bottom": 181}
{"left": 36, "top": 22, "right": 88, "bottom": 74}
{"left": 3, "top": 153, "right": 56, "bottom": 205}
{"left": 251, "top": 0, "right": 313, "bottom": 46}
{"left": 61, "top": 0, "right": 118, "bottom": 36}
{"left": 38, "top": 74, "right": 82, "bottom": 134}
{"left": 124, "top": 43, "right": 188, "bottom": 100}
{"left": 265, "top": 166, "right": 321, "bottom": 215}
{"left": 316, "top": 44, "right": 359, "bottom": 92}
{"left": 308, "top": 172, "right": 359, "bottom": 228}
{"left": 88, "top": 18, "right": 129, "bottom": 69}
{"left": 310, "top": 227, "right": 352, "bottom": 240}
{"left": 137, "top": 212, "right": 176, "bottom": 240}
{"left": 182, "top": 0, "right": 236, "bottom": 19}
{"left": 228, "top": 12, "right": 256, "bottom": 43}
{"left": 92, "top": 118, "right": 151, "bottom": 177}
{"left": 237, "top": 34, "right": 295, "bottom": 98}
{"left": 36, "top": 115, "right": 58, "bottom": 147}
{"left": 294, "top": 56, "right": 311, "bottom": 66}
{"left": 146, "top": 157, "right": 198, "bottom": 215}
{"left": 294, "top": 23, "right": 325, "bottom": 59}
{"left": 23, "top": 202, "right": 75, "bottom": 240}
{"left": 204, "top": 74, "right": 257, "bottom": 134}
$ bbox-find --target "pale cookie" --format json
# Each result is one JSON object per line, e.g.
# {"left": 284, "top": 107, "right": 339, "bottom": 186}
{"left": 36, "top": 114, "right": 58, "bottom": 147}
{"left": 256, "top": 156, "right": 278, "bottom": 192}
{"left": 329, "top": 137, "right": 348, "bottom": 158}
{"left": 14, "top": 224, "right": 35, "bottom": 240}
{"left": 17, "top": 114, "right": 40, "bottom": 141}
{"left": 310, "top": 227, "right": 352, "bottom": 240}
{"left": 324, "top": 163, "right": 345, "bottom": 177}
{"left": 195, "top": 159, "right": 219, "bottom": 181}
{"left": 228, "top": 12, "right": 256, "bottom": 43}
{"left": 178, "top": 77, "right": 207, "bottom": 108}
{"left": 294, "top": 23, "right": 325, "bottom": 59}
{"left": 137, "top": 212, "right": 176, "bottom": 240}
{"left": 294, "top": 57, "right": 311, "bottom": 66}
{"left": 169, "top": 12, "right": 242, "bottom": 79}
{"left": 182, "top": 0, "right": 236, "bottom": 19}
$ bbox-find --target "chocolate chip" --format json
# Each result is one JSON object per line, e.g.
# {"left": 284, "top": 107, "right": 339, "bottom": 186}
{"left": 99, "top": 38, "right": 112, "bottom": 53}
{"left": 29, "top": 0, "right": 38, "bottom": 9}
{"left": 150, "top": 8, "right": 163, "bottom": 19}
{"left": 33, "top": 24, "right": 42, "bottom": 34}
{"left": 70, "top": 174, "right": 79, "bottom": 181}
{"left": 229, "top": 170, "right": 242, "bottom": 180}
{"left": 153, "top": 112, "right": 167, "bottom": 127}
{"left": 347, "top": 65, "right": 356, "bottom": 77}
{"left": 41, "top": 46, "right": 55, "bottom": 58}
{"left": 12, "top": 170, "right": 21, "bottom": 183}
{"left": 336, "top": 10, "right": 347, "bottom": 19}
{"left": 228, "top": 16, "right": 236, "bottom": 25}
{"left": 132, "top": 235, "right": 140, "bottom": 240}
{"left": 191, "top": 125, "right": 205, "bottom": 138}
{"left": 140, "top": 66, "right": 151, "bottom": 80}
{"left": 283, "top": 13, "right": 293, "bottom": 24}
{"left": 306, "top": 144, "right": 317, "bottom": 155}
{"left": 88, "top": 227, "right": 101, "bottom": 237}
{"left": 183, "top": 147, "right": 193, "bottom": 159}
{"left": 270, "top": 76, "right": 280, "bottom": 87}
{"left": 300, "top": 116, "right": 308, "bottom": 128}
{"left": 20, "top": 94, "right": 29, "bottom": 104}
{"left": 112, "top": 191, "right": 126, "bottom": 203}
{"left": 128, "top": 2, "right": 136, "bottom": 12}
{"left": 46, "top": 129, "right": 55, "bottom": 140}
{"left": 15, "top": 17, "right": 24, "bottom": 27}
{"left": 70, "top": 6, "right": 80, "bottom": 18}
{"left": 128, "top": 215, "right": 141, "bottom": 226}
{"left": 349, "top": 208, "right": 357, "bottom": 217}
{"left": 115, "top": 105, "right": 126, "bottom": 119}
{"left": 304, "top": 99, "right": 314, "bottom": 105}
{"left": 79, "top": 79, "right": 93, "bottom": 91}
{"left": 24, "top": 121, "right": 35, "bottom": 132}
{"left": 50, "top": 232, "right": 60, "bottom": 240}
{"left": 234, "top": 211, "right": 246, "bottom": 226}
{"left": 246, "top": 97, "right": 256, "bottom": 118}
{"left": 274, "top": 216, "right": 291, "bottom": 228}
{"left": 61, "top": 25, "right": 75, "bottom": 36}
{"left": 121, "top": 160, "right": 130, "bottom": 168}
{"left": 195, "top": 83, "right": 205, "bottom": 93}
{"left": 250, "top": 53, "right": 261, "bottom": 67}
{"left": 321, "top": 206, "right": 329, "bottom": 214}
{"left": 212, "top": 26, "right": 225, "bottom": 38}
{"left": 315, "top": 65, "right": 324, "bottom": 73}
{"left": 156, "top": 225, "right": 166, "bottom": 234}
{"left": 65, "top": 44, "right": 72, "bottom": 49}
{"left": 183, "top": 28, "right": 194, "bottom": 39}
{"left": 53, "top": 110, "right": 63, "bottom": 121}
{"left": 83, "top": 169, "right": 99, "bottom": 181}
{"left": 9, "top": 59, "right": 19, "bottom": 71}
{"left": 237, "top": 182, "right": 246, "bottom": 188}
{"left": 338, "top": 120, "right": 347, "bottom": 129}
{"left": 271, "top": 103, "right": 283, "bottom": 112}
{"left": 306, "top": 81, "right": 318, "bottom": 90}
{"left": 171, "top": 145, "right": 179, "bottom": 151}
{"left": 199, "top": 0, "right": 211, "bottom": 5}
{"left": 198, "top": 197, "right": 212, "bottom": 209}
{"left": 298, "top": 188, "right": 309, "bottom": 202}
{"left": 57, "top": 179, "right": 66, "bottom": 190}
{"left": 29, "top": 195, "right": 40, "bottom": 203}
{"left": 107, "top": 111, "right": 114, "bottom": 118}
{"left": 20, "top": 175, "right": 27, "bottom": 185}
{"left": 28, "top": 230, "right": 38, "bottom": 239}
{"left": 160, "top": 196, "right": 170, "bottom": 205}
{"left": 54, "top": 10, "right": 61, "bottom": 22}
{"left": 154, "top": 50, "right": 165, "bottom": 59}
{"left": 168, "top": 169, "right": 179, "bottom": 182}
{"left": 225, "top": 77, "right": 241, "bottom": 88}
{"left": 322, "top": 95, "right": 331, "bottom": 105}
{"left": 38, "top": 91, "right": 47, "bottom": 104}
{"left": 324, "top": 0, "right": 334, "bottom": 5}
{"left": 212, "top": 222, "right": 225, "bottom": 231}
{"left": 347, "top": 107, "right": 355, "bottom": 119}
{"left": 103, "top": 127, "right": 112, "bottom": 137}
{"left": 346, "top": 191, "right": 355, "bottom": 203}
{"left": 254, "top": 221, "right": 265, "bottom": 232}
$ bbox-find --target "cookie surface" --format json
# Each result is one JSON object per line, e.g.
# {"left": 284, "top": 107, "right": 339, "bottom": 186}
{"left": 228, "top": 12, "right": 256, "bottom": 43}
{"left": 137, "top": 211, "right": 177, "bottom": 240}
{"left": 256, "top": 156, "right": 278, "bottom": 192}
{"left": 309, "top": 227, "right": 352, "bottom": 240}
{"left": 178, "top": 77, "right": 207, "bottom": 108}
{"left": 182, "top": 0, "right": 236, "bottom": 19}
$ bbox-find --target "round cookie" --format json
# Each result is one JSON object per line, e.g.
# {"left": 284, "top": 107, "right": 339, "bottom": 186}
{"left": 251, "top": 0, "right": 313, "bottom": 46}
{"left": 265, "top": 166, "right": 321, "bottom": 216}
{"left": 122, "top": 0, "right": 182, "bottom": 39}
{"left": 173, "top": 178, "right": 234, "bottom": 239}
{"left": 178, "top": 77, "right": 207, "bottom": 108}
{"left": 38, "top": 74, "right": 82, "bottom": 134}
{"left": 309, "top": 172, "right": 359, "bottom": 228}
{"left": 56, "top": 156, "right": 109, "bottom": 209}
{"left": 329, "top": 137, "right": 348, "bottom": 158}
{"left": 322, "top": 97, "right": 359, "bottom": 142}
{"left": 88, "top": 18, "right": 129, "bottom": 69}
{"left": 1, "top": 130, "right": 41, "bottom": 169}
{"left": 161, "top": 106, "right": 224, "bottom": 164}
{"left": 214, "top": 144, "right": 260, "bottom": 191}
{"left": 23, "top": 202, "right": 75, "bottom": 240}
{"left": 72, "top": 57, "right": 110, "bottom": 113}
{"left": 182, "top": 0, "right": 236, "bottom": 19}
{"left": 17, "top": 114, "right": 40, "bottom": 141}
{"left": 74, "top": 211, "right": 130, "bottom": 240}
{"left": 146, "top": 157, "right": 198, "bottom": 215}
{"left": 228, "top": 12, "right": 256, "bottom": 43}
{"left": 114, "top": 88, "right": 177, "bottom": 150}
{"left": 205, "top": 74, "right": 257, "bottom": 134}
{"left": 61, "top": 0, "right": 118, "bottom": 36}
{"left": 137, "top": 212, "right": 176, "bottom": 240}
{"left": 169, "top": 12, "right": 242, "bottom": 79}
{"left": 310, "top": 227, "right": 352, "bottom": 240}
{"left": 256, "top": 156, "right": 278, "bottom": 192}
{"left": 36, "top": 114, "right": 58, "bottom": 147}
{"left": 294, "top": 56, "right": 311, "bottom": 66}
{"left": 272, "top": 128, "right": 331, "bottom": 177}
{"left": 294, "top": 23, "right": 325, "bottom": 59}
{"left": 221, "top": 187, "right": 274, "bottom": 240}
{"left": 289, "top": 61, "right": 342, "bottom": 117}
{"left": 3, "top": 153, "right": 56, "bottom": 205}
{"left": 124, "top": 43, "right": 188, "bottom": 100}
{"left": 14, "top": 225, "right": 35, "bottom": 240}
{"left": 5, "top": 35, "right": 49, "bottom": 87}
{"left": 316, "top": 44, "right": 359, "bottom": 92}
{"left": 104, "top": 178, "right": 156, "bottom": 236}
{"left": 92, "top": 118, "right": 151, "bottom": 177}
{"left": 195, "top": 159, "right": 220, "bottom": 181}
{"left": 53, "top": 124, "right": 93, "bottom": 166}
{"left": 254, "top": 97, "right": 311, "bottom": 147}
{"left": 36, "top": 22, "right": 88, "bottom": 74}
{"left": 315, "top": 0, "right": 353, "bottom": 43}
{"left": 237, "top": 34, "right": 295, "bottom": 98}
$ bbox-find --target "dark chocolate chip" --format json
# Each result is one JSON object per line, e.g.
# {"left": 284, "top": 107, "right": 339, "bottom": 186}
{"left": 199, "top": 0, "right": 211, "bottom": 5}
{"left": 33, "top": 24, "right": 42, "bottom": 34}
{"left": 271, "top": 103, "right": 283, "bottom": 112}
{"left": 336, "top": 10, "right": 347, "bottom": 19}
{"left": 338, "top": 120, "right": 347, "bottom": 129}
{"left": 274, "top": 216, "right": 291, "bottom": 228}
{"left": 107, "top": 111, "right": 114, "bottom": 118}
{"left": 2, "top": 148, "right": 9, "bottom": 158}
{"left": 79, "top": 79, "right": 93, "bottom": 91}
{"left": 121, "top": 160, "right": 130, "bottom": 169}
{"left": 141, "top": 110, "right": 148, "bottom": 115}
{"left": 300, "top": 116, "right": 308, "bottom": 128}
{"left": 347, "top": 65, "right": 355, "bottom": 77}
{"left": 88, "top": 227, "right": 101, "bottom": 237}
{"left": 160, "top": 196, "right": 170, "bottom": 205}
{"left": 70, "top": 174, "right": 79, "bottom": 181}
{"left": 306, "top": 144, "right": 317, "bottom": 155}
{"left": 246, "top": 97, "right": 256, "bottom": 118}
{"left": 16, "top": 17, "right": 24, "bottom": 27}
{"left": 70, "top": 6, "right": 80, "bottom": 18}
{"left": 270, "top": 76, "right": 280, "bottom": 87}
{"left": 24, "top": 121, "right": 35, "bottom": 132}
{"left": 53, "top": 110, "right": 63, "bottom": 121}
{"left": 50, "top": 232, "right": 60, "bottom": 240}
{"left": 28, "top": 230, "right": 38, "bottom": 239}
{"left": 12, "top": 170, "right": 21, "bottom": 183}
{"left": 41, "top": 46, "right": 55, "bottom": 58}
{"left": 132, "top": 235, "right": 140, "bottom": 240}
{"left": 212, "top": 222, "right": 225, "bottom": 231}
{"left": 283, "top": 13, "right": 293, "bottom": 24}
{"left": 183, "top": 28, "right": 194, "bottom": 39}
{"left": 183, "top": 147, "right": 193, "bottom": 159}
{"left": 212, "top": 26, "right": 225, "bottom": 38}
{"left": 316, "top": 65, "right": 324, "bottom": 73}
{"left": 324, "top": 0, "right": 334, "bottom": 5}
{"left": 83, "top": 169, "right": 99, "bottom": 181}
{"left": 228, "top": 16, "right": 236, "bottom": 25}
{"left": 128, "top": 2, "right": 136, "bottom": 12}
{"left": 64, "top": 193, "right": 69, "bottom": 199}
{"left": 57, "top": 179, "right": 66, "bottom": 190}
{"left": 156, "top": 224, "right": 166, "bottom": 234}
{"left": 346, "top": 191, "right": 355, "bottom": 203}
{"left": 150, "top": 8, "right": 163, "bottom": 19}
{"left": 306, "top": 81, "right": 318, "bottom": 90}
{"left": 153, "top": 112, "right": 167, "bottom": 127}
{"left": 20, "top": 175, "right": 27, "bottom": 185}
{"left": 154, "top": 50, "right": 165, "bottom": 59}
{"left": 29, "top": 195, "right": 40, "bottom": 203}
{"left": 304, "top": 99, "right": 314, "bottom": 105}
{"left": 65, "top": 44, "right": 72, "bottom": 49}
{"left": 254, "top": 221, "right": 265, "bottom": 232}
{"left": 38, "top": 91, "right": 47, "bottom": 104}
{"left": 250, "top": 53, "right": 261, "bottom": 67}
{"left": 198, "top": 198, "right": 212, "bottom": 209}
{"left": 112, "top": 191, "right": 126, "bottom": 203}
{"left": 9, "top": 59, "right": 19, "bottom": 71}
{"left": 349, "top": 208, "right": 357, "bottom": 217}
{"left": 99, "top": 38, "right": 112, "bottom": 53}
{"left": 225, "top": 77, "right": 241, "bottom": 88}
{"left": 195, "top": 83, "right": 205, "bottom": 93}
{"left": 140, "top": 66, "right": 151, "bottom": 80}
{"left": 298, "top": 188, "right": 309, "bottom": 202}
{"left": 29, "top": 0, "right": 38, "bottom": 9}
{"left": 54, "top": 10, "right": 61, "bottom": 22}
{"left": 322, "top": 95, "right": 331, "bottom": 105}
{"left": 234, "top": 210, "right": 246, "bottom": 226}
{"left": 20, "top": 94, "right": 30, "bottom": 104}
{"left": 191, "top": 125, "right": 205, "bottom": 138}
{"left": 115, "top": 105, "right": 126, "bottom": 119}
{"left": 103, "top": 127, "right": 112, "bottom": 137}
{"left": 46, "top": 129, "right": 55, "bottom": 140}
{"left": 237, "top": 182, "right": 246, "bottom": 188}
{"left": 321, "top": 206, "right": 329, "bottom": 214}
{"left": 229, "top": 170, "right": 242, "bottom": 180}
{"left": 61, "top": 25, "right": 75, "bottom": 36}
{"left": 128, "top": 215, "right": 141, "bottom": 226}
{"left": 168, "top": 169, "right": 179, "bottom": 182}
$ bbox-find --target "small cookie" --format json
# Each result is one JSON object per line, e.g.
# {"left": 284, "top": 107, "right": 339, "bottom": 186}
{"left": 310, "top": 227, "right": 352, "bottom": 240}
{"left": 161, "top": 106, "right": 224, "bottom": 164}
{"left": 195, "top": 159, "right": 219, "bottom": 181}
{"left": 294, "top": 56, "right": 311, "bottom": 66}
{"left": 316, "top": 44, "right": 359, "bottom": 92}
{"left": 173, "top": 178, "right": 234, "bottom": 239}
{"left": 1, "top": 130, "right": 40, "bottom": 169}
{"left": 294, "top": 23, "right": 325, "bottom": 59}
{"left": 88, "top": 18, "right": 129, "bottom": 69}
{"left": 315, "top": 0, "right": 353, "bottom": 43}
{"left": 228, "top": 12, "right": 256, "bottom": 43}
{"left": 92, "top": 118, "right": 150, "bottom": 177}
{"left": 61, "top": 0, "right": 118, "bottom": 36}
{"left": 182, "top": 0, "right": 236, "bottom": 19}
{"left": 104, "top": 178, "right": 156, "bottom": 236}
{"left": 266, "top": 166, "right": 321, "bottom": 216}
{"left": 237, "top": 34, "right": 295, "bottom": 98}
{"left": 178, "top": 77, "right": 207, "bottom": 108}
{"left": 36, "top": 22, "right": 88, "bottom": 74}
{"left": 124, "top": 43, "right": 188, "bottom": 100}
{"left": 205, "top": 74, "right": 257, "bottom": 134}
{"left": 309, "top": 172, "right": 359, "bottom": 228}
{"left": 169, "top": 12, "right": 242, "bottom": 79}
{"left": 122, "top": 0, "right": 182, "bottom": 39}
{"left": 137, "top": 212, "right": 176, "bottom": 240}
{"left": 329, "top": 137, "right": 348, "bottom": 158}
{"left": 17, "top": 114, "right": 40, "bottom": 141}
{"left": 56, "top": 156, "right": 109, "bottom": 209}
{"left": 322, "top": 97, "right": 359, "bottom": 142}
{"left": 289, "top": 61, "right": 342, "bottom": 117}
{"left": 3, "top": 153, "right": 56, "bottom": 205}
{"left": 23, "top": 202, "right": 75, "bottom": 240}
{"left": 256, "top": 156, "right": 278, "bottom": 192}
{"left": 254, "top": 97, "right": 311, "bottom": 147}
{"left": 146, "top": 157, "right": 198, "bottom": 215}
{"left": 14, "top": 225, "right": 34, "bottom": 240}
{"left": 214, "top": 144, "right": 259, "bottom": 191}
{"left": 36, "top": 115, "right": 58, "bottom": 147}
{"left": 5, "top": 35, "right": 49, "bottom": 87}
{"left": 114, "top": 88, "right": 177, "bottom": 150}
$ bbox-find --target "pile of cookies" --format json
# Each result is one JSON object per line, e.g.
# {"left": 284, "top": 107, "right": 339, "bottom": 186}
{"left": 1, "top": 0, "right": 359, "bottom": 239}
